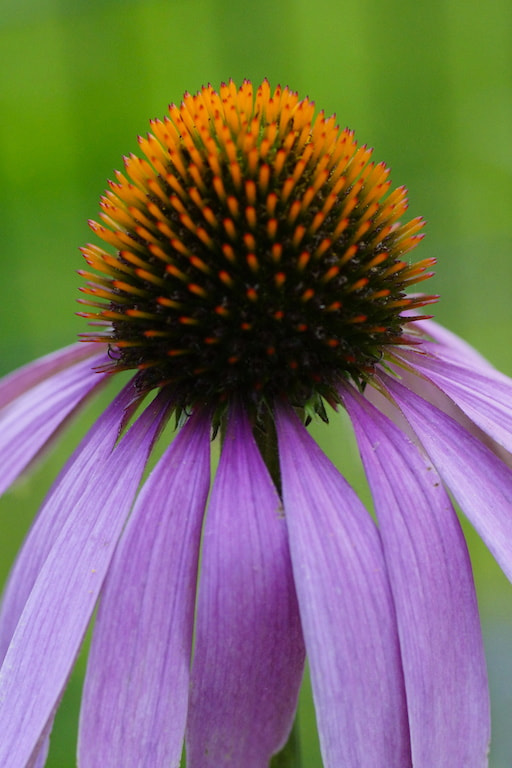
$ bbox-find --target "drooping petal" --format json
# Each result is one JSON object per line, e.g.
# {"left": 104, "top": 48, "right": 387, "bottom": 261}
{"left": 343, "top": 385, "right": 490, "bottom": 767}
{"left": 383, "top": 374, "right": 512, "bottom": 583}
{"left": 400, "top": 348, "right": 512, "bottom": 454}
{"left": 414, "top": 319, "right": 495, "bottom": 371}
{"left": 0, "top": 378, "right": 144, "bottom": 664}
{"left": 0, "top": 342, "right": 102, "bottom": 409}
{"left": 78, "top": 410, "right": 211, "bottom": 768}
{"left": 275, "top": 404, "right": 411, "bottom": 768}
{"left": 0, "top": 352, "right": 108, "bottom": 496}
{"left": 0, "top": 389, "right": 170, "bottom": 768}
{"left": 187, "top": 403, "right": 305, "bottom": 768}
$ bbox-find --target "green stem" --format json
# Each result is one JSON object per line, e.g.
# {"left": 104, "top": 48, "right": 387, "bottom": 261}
{"left": 253, "top": 409, "right": 281, "bottom": 495}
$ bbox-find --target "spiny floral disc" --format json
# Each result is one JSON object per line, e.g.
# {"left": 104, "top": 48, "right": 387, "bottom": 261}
{"left": 79, "top": 79, "right": 436, "bottom": 413}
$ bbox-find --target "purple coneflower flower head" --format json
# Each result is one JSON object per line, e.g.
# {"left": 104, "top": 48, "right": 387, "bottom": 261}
{"left": 0, "top": 79, "right": 510, "bottom": 768}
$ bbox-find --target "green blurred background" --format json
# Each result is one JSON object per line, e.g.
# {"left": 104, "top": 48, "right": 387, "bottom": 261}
{"left": 0, "top": 0, "right": 511, "bottom": 765}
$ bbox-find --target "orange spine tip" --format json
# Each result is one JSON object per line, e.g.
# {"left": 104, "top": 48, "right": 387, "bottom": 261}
{"left": 346, "top": 277, "right": 369, "bottom": 294}
{"left": 166, "top": 264, "right": 188, "bottom": 281}
{"left": 188, "top": 187, "right": 204, "bottom": 208}
{"left": 271, "top": 243, "right": 282, "bottom": 262}
{"left": 309, "top": 212, "right": 325, "bottom": 234}
{"left": 116, "top": 339, "right": 144, "bottom": 349}
{"left": 300, "top": 187, "right": 316, "bottom": 212}
{"left": 226, "top": 195, "right": 239, "bottom": 218}
{"left": 266, "top": 192, "right": 278, "bottom": 217}
{"left": 332, "top": 217, "right": 350, "bottom": 240}
{"left": 258, "top": 164, "right": 270, "bottom": 193}
{"left": 80, "top": 286, "right": 128, "bottom": 303}
{"left": 179, "top": 213, "right": 197, "bottom": 234}
{"left": 189, "top": 255, "right": 211, "bottom": 275}
{"left": 267, "top": 218, "right": 278, "bottom": 239}
{"left": 202, "top": 206, "right": 218, "bottom": 228}
{"left": 243, "top": 233, "right": 256, "bottom": 251}
{"left": 281, "top": 177, "right": 295, "bottom": 203}
{"left": 247, "top": 147, "right": 259, "bottom": 175}
{"left": 188, "top": 164, "right": 206, "bottom": 192}
{"left": 229, "top": 161, "right": 242, "bottom": 189}
{"left": 178, "top": 316, "right": 200, "bottom": 326}
{"left": 245, "top": 179, "right": 257, "bottom": 205}
{"left": 314, "top": 238, "right": 332, "bottom": 258}
{"left": 168, "top": 150, "right": 188, "bottom": 181}
{"left": 369, "top": 289, "right": 391, "bottom": 300}
{"left": 245, "top": 206, "right": 257, "bottom": 229}
{"left": 221, "top": 243, "right": 236, "bottom": 263}
{"left": 218, "top": 270, "right": 234, "bottom": 287}
{"left": 292, "top": 225, "right": 306, "bottom": 248}
{"left": 188, "top": 283, "right": 208, "bottom": 298}
{"left": 297, "top": 251, "right": 310, "bottom": 271}
{"left": 148, "top": 244, "right": 172, "bottom": 264}
{"left": 134, "top": 268, "right": 165, "bottom": 287}
{"left": 273, "top": 148, "right": 287, "bottom": 176}
{"left": 246, "top": 254, "right": 259, "bottom": 272}
{"left": 144, "top": 329, "right": 171, "bottom": 338}
{"left": 366, "top": 253, "right": 389, "bottom": 270}
{"left": 169, "top": 194, "right": 187, "bottom": 216}
{"left": 223, "top": 218, "right": 237, "bottom": 240}
{"left": 287, "top": 200, "right": 301, "bottom": 226}
{"left": 352, "top": 219, "right": 372, "bottom": 242}
{"left": 169, "top": 238, "right": 191, "bottom": 258}
{"left": 126, "top": 308, "right": 161, "bottom": 319}
{"left": 207, "top": 152, "right": 222, "bottom": 176}
{"left": 112, "top": 280, "right": 149, "bottom": 297}
{"left": 196, "top": 227, "right": 214, "bottom": 248}
{"left": 323, "top": 265, "right": 340, "bottom": 283}
{"left": 116, "top": 249, "right": 146, "bottom": 270}
{"left": 156, "top": 221, "right": 176, "bottom": 240}
{"left": 166, "top": 174, "right": 188, "bottom": 200}
{"left": 340, "top": 243, "right": 358, "bottom": 266}
{"left": 291, "top": 157, "right": 308, "bottom": 184}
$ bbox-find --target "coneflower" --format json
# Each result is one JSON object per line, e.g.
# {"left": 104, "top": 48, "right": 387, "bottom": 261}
{"left": 1, "top": 79, "right": 510, "bottom": 768}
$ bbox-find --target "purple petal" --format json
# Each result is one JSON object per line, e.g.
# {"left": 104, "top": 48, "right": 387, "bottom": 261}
{"left": 0, "top": 389, "right": 170, "bottom": 767}
{"left": 414, "top": 320, "right": 495, "bottom": 371}
{"left": 0, "top": 352, "right": 108, "bottom": 496}
{"left": 0, "top": 378, "right": 144, "bottom": 664}
{"left": 275, "top": 404, "right": 411, "bottom": 768}
{"left": 383, "top": 374, "right": 512, "bottom": 583}
{"left": 0, "top": 342, "right": 102, "bottom": 410}
{"left": 186, "top": 403, "right": 305, "bottom": 768}
{"left": 400, "top": 348, "right": 512, "bottom": 454}
{"left": 78, "top": 410, "right": 211, "bottom": 767}
{"left": 414, "top": 320, "right": 496, "bottom": 372}
{"left": 343, "top": 386, "right": 490, "bottom": 766}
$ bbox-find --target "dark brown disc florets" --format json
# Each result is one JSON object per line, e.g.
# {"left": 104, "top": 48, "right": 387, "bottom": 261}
{"left": 79, "top": 79, "right": 436, "bottom": 414}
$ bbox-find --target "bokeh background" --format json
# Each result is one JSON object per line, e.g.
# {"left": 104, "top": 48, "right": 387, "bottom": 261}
{"left": 1, "top": 0, "right": 511, "bottom": 765}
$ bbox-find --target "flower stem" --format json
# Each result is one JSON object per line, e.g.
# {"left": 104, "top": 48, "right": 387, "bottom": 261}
{"left": 253, "top": 409, "right": 282, "bottom": 494}
{"left": 253, "top": 412, "right": 302, "bottom": 768}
